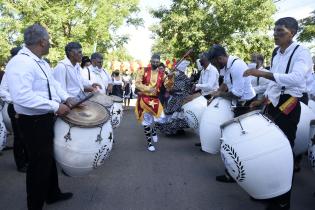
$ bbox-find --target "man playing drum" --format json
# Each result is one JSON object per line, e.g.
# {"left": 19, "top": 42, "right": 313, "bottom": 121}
{"left": 6, "top": 24, "right": 77, "bottom": 210}
{"left": 135, "top": 54, "right": 174, "bottom": 152}
{"left": 244, "top": 17, "right": 313, "bottom": 210}
{"left": 194, "top": 52, "right": 219, "bottom": 99}
{"left": 53, "top": 42, "right": 100, "bottom": 99}
{"left": 207, "top": 45, "right": 256, "bottom": 182}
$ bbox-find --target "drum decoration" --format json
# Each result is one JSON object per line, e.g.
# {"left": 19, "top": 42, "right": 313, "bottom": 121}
{"left": 182, "top": 93, "right": 207, "bottom": 135}
{"left": 54, "top": 101, "right": 113, "bottom": 177}
{"left": 1, "top": 102, "right": 12, "bottom": 133}
{"left": 220, "top": 111, "right": 293, "bottom": 199}
{"left": 110, "top": 95, "right": 123, "bottom": 129}
{"left": 199, "top": 97, "right": 234, "bottom": 154}
{"left": 308, "top": 119, "right": 315, "bottom": 173}
{"left": 293, "top": 102, "right": 315, "bottom": 155}
{"left": 0, "top": 119, "right": 7, "bottom": 151}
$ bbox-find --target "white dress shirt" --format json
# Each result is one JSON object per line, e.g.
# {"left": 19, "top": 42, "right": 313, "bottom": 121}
{"left": 53, "top": 58, "right": 92, "bottom": 98}
{"left": 250, "top": 67, "right": 270, "bottom": 99}
{"left": 0, "top": 74, "right": 12, "bottom": 103}
{"left": 195, "top": 63, "right": 219, "bottom": 95}
{"left": 5, "top": 47, "right": 69, "bottom": 115}
{"left": 81, "top": 65, "right": 93, "bottom": 81}
{"left": 265, "top": 42, "right": 312, "bottom": 107}
{"left": 88, "top": 66, "right": 112, "bottom": 94}
{"left": 223, "top": 56, "right": 256, "bottom": 100}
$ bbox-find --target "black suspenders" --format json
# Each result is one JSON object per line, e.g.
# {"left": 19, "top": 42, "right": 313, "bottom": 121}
{"left": 21, "top": 53, "right": 52, "bottom": 100}
{"left": 87, "top": 67, "right": 91, "bottom": 80}
{"left": 228, "top": 58, "right": 238, "bottom": 85}
{"left": 280, "top": 45, "right": 300, "bottom": 94}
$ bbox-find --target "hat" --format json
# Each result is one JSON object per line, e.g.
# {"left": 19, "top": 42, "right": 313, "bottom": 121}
{"left": 176, "top": 60, "right": 190, "bottom": 72}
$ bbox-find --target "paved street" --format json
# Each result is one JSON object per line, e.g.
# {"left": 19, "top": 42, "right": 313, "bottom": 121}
{"left": 1, "top": 106, "right": 315, "bottom": 210}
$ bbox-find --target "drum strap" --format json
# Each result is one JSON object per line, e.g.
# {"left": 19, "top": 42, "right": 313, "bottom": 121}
{"left": 280, "top": 45, "right": 300, "bottom": 95}
{"left": 87, "top": 67, "right": 91, "bottom": 80}
{"left": 21, "top": 53, "right": 52, "bottom": 100}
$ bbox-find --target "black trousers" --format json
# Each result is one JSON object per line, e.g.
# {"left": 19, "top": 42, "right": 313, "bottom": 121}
{"left": 264, "top": 94, "right": 301, "bottom": 207}
{"left": 7, "top": 104, "right": 27, "bottom": 169}
{"left": 18, "top": 113, "right": 60, "bottom": 210}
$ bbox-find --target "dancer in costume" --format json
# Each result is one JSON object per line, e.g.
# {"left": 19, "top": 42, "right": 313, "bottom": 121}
{"left": 155, "top": 60, "right": 191, "bottom": 135}
{"left": 135, "top": 54, "right": 174, "bottom": 152}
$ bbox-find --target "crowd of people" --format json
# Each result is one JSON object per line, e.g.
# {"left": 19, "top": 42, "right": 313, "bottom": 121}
{"left": 0, "top": 16, "right": 314, "bottom": 210}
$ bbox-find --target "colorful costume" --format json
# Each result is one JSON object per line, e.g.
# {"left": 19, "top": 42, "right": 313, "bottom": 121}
{"left": 135, "top": 66, "right": 174, "bottom": 151}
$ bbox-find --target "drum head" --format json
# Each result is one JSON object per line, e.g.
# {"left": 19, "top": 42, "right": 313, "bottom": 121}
{"left": 89, "top": 93, "right": 113, "bottom": 107}
{"left": 62, "top": 101, "right": 110, "bottom": 127}
{"left": 220, "top": 110, "right": 262, "bottom": 129}
{"left": 183, "top": 92, "right": 202, "bottom": 105}
{"left": 111, "top": 95, "right": 123, "bottom": 103}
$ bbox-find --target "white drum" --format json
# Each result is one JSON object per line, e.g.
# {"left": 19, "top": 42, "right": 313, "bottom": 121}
{"left": 220, "top": 111, "right": 293, "bottom": 199}
{"left": 308, "top": 99, "right": 315, "bottom": 113}
{"left": 308, "top": 119, "right": 315, "bottom": 173}
{"left": 54, "top": 101, "right": 113, "bottom": 177}
{"left": 182, "top": 93, "right": 207, "bottom": 134}
{"left": 293, "top": 102, "right": 315, "bottom": 155}
{"left": 0, "top": 119, "right": 7, "bottom": 151}
{"left": 1, "top": 102, "right": 12, "bottom": 133}
{"left": 199, "top": 97, "right": 234, "bottom": 154}
{"left": 110, "top": 95, "right": 123, "bottom": 129}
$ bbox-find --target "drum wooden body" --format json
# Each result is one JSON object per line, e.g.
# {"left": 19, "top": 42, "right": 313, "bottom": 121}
{"left": 182, "top": 93, "right": 207, "bottom": 134}
{"left": 308, "top": 120, "right": 315, "bottom": 173}
{"left": 220, "top": 111, "right": 293, "bottom": 199}
{"left": 199, "top": 97, "right": 234, "bottom": 154}
{"left": 54, "top": 101, "right": 113, "bottom": 177}
{"left": 1, "top": 102, "right": 12, "bottom": 133}
{"left": 110, "top": 96, "right": 123, "bottom": 128}
{"left": 293, "top": 102, "right": 315, "bottom": 155}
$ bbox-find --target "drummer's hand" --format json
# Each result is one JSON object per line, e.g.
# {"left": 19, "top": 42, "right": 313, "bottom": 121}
{"left": 92, "top": 83, "right": 102, "bottom": 89}
{"left": 65, "top": 97, "right": 78, "bottom": 109}
{"left": 56, "top": 104, "right": 70, "bottom": 116}
{"left": 249, "top": 100, "right": 263, "bottom": 108}
{"left": 107, "top": 84, "right": 113, "bottom": 93}
{"left": 243, "top": 69, "right": 261, "bottom": 77}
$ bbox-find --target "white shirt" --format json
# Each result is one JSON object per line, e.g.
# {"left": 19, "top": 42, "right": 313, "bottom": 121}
{"left": 265, "top": 42, "right": 312, "bottom": 106}
{"left": 6, "top": 47, "right": 69, "bottom": 115}
{"left": 0, "top": 73, "right": 12, "bottom": 103}
{"left": 81, "top": 65, "right": 93, "bottom": 81}
{"left": 195, "top": 63, "right": 219, "bottom": 95}
{"left": 88, "top": 66, "right": 112, "bottom": 94}
{"left": 250, "top": 67, "right": 270, "bottom": 99}
{"left": 53, "top": 58, "right": 92, "bottom": 98}
{"left": 223, "top": 56, "right": 256, "bottom": 100}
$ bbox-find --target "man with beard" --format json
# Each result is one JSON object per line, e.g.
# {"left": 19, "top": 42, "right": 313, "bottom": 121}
{"left": 135, "top": 54, "right": 174, "bottom": 152}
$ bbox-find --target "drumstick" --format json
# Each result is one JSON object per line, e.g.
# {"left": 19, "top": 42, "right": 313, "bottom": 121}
{"left": 173, "top": 48, "right": 194, "bottom": 70}
{"left": 70, "top": 93, "right": 95, "bottom": 110}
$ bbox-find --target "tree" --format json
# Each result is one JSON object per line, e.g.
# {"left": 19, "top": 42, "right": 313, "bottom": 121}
{"left": 0, "top": 0, "right": 142, "bottom": 67}
{"left": 151, "top": 0, "right": 276, "bottom": 64}
{"left": 298, "top": 10, "right": 315, "bottom": 43}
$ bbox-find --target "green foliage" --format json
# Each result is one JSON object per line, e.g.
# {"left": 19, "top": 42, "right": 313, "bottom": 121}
{"left": 0, "top": 0, "right": 142, "bottom": 67}
{"left": 151, "top": 0, "right": 276, "bottom": 64}
{"left": 298, "top": 10, "right": 315, "bottom": 43}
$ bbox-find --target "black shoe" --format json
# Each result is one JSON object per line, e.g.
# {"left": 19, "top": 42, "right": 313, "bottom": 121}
{"left": 17, "top": 165, "right": 27, "bottom": 173}
{"left": 195, "top": 143, "right": 201, "bottom": 147}
{"left": 215, "top": 174, "right": 236, "bottom": 183}
{"left": 46, "top": 192, "right": 73, "bottom": 204}
{"left": 265, "top": 203, "right": 290, "bottom": 210}
{"left": 3, "top": 146, "right": 13, "bottom": 151}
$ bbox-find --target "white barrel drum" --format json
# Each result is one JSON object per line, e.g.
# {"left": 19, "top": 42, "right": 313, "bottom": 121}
{"left": 89, "top": 92, "right": 113, "bottom": 109}
{"left": 110, "top": 95, "right": 123, "bottom": 129}
{"left": 293, "top": 102, "right": 315, "bottom": 155}
{"left": 54, "top": 101, "right": 113, "bottom": 177}
{"left": 220, "top": 111, "right": 293, "bottom": 199}
{"left": 0, "top": 118, "right": 7, "bottom": 151}
{"left": 199, "top": 97, "right": 234, "bottom": 154}
{"left": 182, "top": 93, "right": 207, "bottom": 134}
{"left": 308, "top": 119, "right": 315, "bottom": 173}
{"left": 1, "top": 102, "right": 12, "bottom": 133}
{"left": 308, "top": 100, "right": 315, "bottom": 113}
